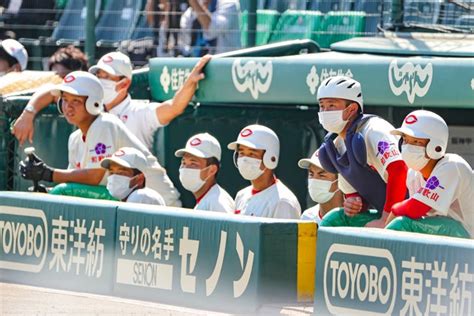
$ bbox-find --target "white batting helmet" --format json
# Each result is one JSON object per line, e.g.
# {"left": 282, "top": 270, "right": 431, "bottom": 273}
{"left": 51, "top": 71, "right": 104, "bottom": 116}
{"left": 391, "top": 110, "right": 448, "bottom": 160}
{"left": 228, "top": 124, "right": 280, "bottom": 169}
{"left": 317, "top": 76, "right": 364, "bottom": 111}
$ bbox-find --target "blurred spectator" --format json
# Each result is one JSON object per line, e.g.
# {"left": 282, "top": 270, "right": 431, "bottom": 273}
{"left": 146, "top": 0, "right": 188, "bottom": 56}
{"left": 0, "top": 0, "right": 56, "bottom": 38}
{"left": 188, "top": 0, "right": 241, "bottom": 54}
{"left": 0, "top": 38, "right": 28, "bottom": 75}
{"left": 47, "top": 45, "right": 89, "bottom": 78}
{"left": 179, "top": 0, "right": 217, "bottom": 56}
{"left": 146, "top": 0, "right": 166, "bottom": 54}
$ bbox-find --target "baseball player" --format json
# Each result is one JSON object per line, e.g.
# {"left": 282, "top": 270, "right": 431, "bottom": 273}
{"left": 298, "top": 149, "right": 343, "bottom": 224}
{"left": 229, "top": 124, "right": 301, "bottom": 219}
{"left": 12, "top": 51, "right": 210, "bottom": 151}
{"left": 386, "top": 110, "right": 473, "bottom": 238}
{"left": 0, "top": 39, "right": 28, "bottom": 76}
{"left": 19, "top": 71, "right": 180, "bottom": 206}
{"left": 175, "top": 133, "right": 234, "bottom": 213}
{"left": 316, "top": 76, "right": 408, "bottom": 228}
{"left": 101, "top": 147, "right": 165, "bottom": 205}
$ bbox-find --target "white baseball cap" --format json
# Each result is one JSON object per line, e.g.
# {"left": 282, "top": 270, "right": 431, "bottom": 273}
{"left": 175, "top": 133, "right": 222, "bottom": 161}
{"left": 0, "top": 39, "right": 28, "bottom": 71}
{"left": 89, "top": 52, "right": 132, "bottom": 79}
{"left": 101, "top": 147, "right": 148, "bottom": 173}
{"left": 390, "top": 110, "right": 448, "bottom": 140}
{"left": 298, "top": 149, "right": 323, "bottom": 169}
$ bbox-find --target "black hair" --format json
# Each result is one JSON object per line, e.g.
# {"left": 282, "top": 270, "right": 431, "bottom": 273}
{"left": 205, "top": 157, "right": 220, "bottom": 176}
{"left": 0, "top": 46, "right": 19, "bottom": 68}
{"left": 48, "top": 45, "right": 89, "bottom": 72}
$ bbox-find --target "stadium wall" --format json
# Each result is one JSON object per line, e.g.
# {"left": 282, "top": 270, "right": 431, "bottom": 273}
{"left": 0, "top": 191, "right": 316, "bottom": 312}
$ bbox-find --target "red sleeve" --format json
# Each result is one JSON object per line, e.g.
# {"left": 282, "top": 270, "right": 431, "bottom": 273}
{"left": 383, "top": 160, "right": 408, "bottom": 212}
{"left": 391, "top": 198, "right": 432, "bottom": 219}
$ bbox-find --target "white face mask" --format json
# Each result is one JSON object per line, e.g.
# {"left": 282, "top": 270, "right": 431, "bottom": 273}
{"left": 401, "top": 144, "right": 430, "bottom": 171}
{"left": 308, "top": 178, "right": 337, "bottom": 204}
{"left": 107, "top": 174, "right": 135, "bottom": 200}
{"left": 318, "top": 110, "right": 348, "bottom": 134}
{"left": 179, "top": 167, "right": 206, "bottom": 193}
{"left": 100, "top": 78, "right": 120, "bottom": 105}
{"left": 237, "top": 156, "right": 265, "bottom": 181}
{"left": 0, "top": 71, "right": 6, "bottom": 77}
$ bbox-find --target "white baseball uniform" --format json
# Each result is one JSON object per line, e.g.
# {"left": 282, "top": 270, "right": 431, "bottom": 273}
{"left": 406, "top": 153, "right": 473, "bottom": 237}
{"left": 334, "top": 117, "right": 403, "bottom": 194}
{"left": 108, "top": 95, "right": 165, "bottom": 151}
{"left": 194, "top": 184, "right": 235, "bottom": 214}
{"left": 300, "top": 204, "right": 323, "bottom": 224}
{"left": 67, "top": 113, "right": 181, "bottom": 206}
{"left": 127, "top": 187, "right": 166, "bottom": 205}
{"left": 234, "top": 180, "right": 301, "bottom": 219}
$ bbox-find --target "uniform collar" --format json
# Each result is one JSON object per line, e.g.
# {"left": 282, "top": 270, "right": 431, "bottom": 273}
{"left": 108, "top": 94, "right": 131, "bottom": 115}
{"left": 196, "top": 183, "right": 217, "bottom": 204}
{"left": 251, "top": 177, "right": 277, "bottom": 195}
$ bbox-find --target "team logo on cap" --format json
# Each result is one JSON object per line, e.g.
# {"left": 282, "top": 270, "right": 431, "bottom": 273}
{"left": 64, "top": 75, "right": 75, "bottom": 83}
{"left": 103, "top": 55, "right": 113, "bottom": 63}
{"left": 114, "top": 149, "right": 126, "bottom": 157}
{"left": 405, "top": 115, "right": 418, "bottom": 125}
{"left": 240, "top": 129, "right": 253, "bottom": 137}
{"left": 190, "top": 138, "right": 202, "bottom": 146}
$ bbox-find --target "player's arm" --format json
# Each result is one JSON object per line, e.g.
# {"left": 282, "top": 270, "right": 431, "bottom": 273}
{"left": 366, "top": 160, "right": 408, "bottom": 227}
{"left": 11, "top": 89, "right": 57, "bottom": 145}
{"left": 20, "top": 153, "right": 106, "bottom": 186}
{"left": 391, "top": 198, "right": 431, "bottom": 219}
{"left": 383, "top": 160, "right": 408, "bottom": 214}
{"left": 155, "top": 55, "right": 211, "bottom": 125}
{"left": 52, "top": 168, "right": 106, "bottom": 186}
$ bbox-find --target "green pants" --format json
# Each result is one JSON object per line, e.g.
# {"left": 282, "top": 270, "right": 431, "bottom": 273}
{"left": 49, "top": 183, "right": 118, "bottom": 201}
{"left": 386, "top": 216, "right": 471, "bottom": 239}
{"left": 319, "top": 207, "right": 381, "bottom": 227}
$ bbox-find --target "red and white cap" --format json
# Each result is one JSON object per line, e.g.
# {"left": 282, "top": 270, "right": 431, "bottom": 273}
{"left": 227, "top": 124, "right": 280, "bottom": 169}
{"left": 101, "top": 147, "right": 148, "bottom": 172}
{"left": 89, "top": 52, "right": 132, "bottom": 79}
{"left": 391, "top": 110, "right": 448, "bottom": 140}
{"left": 175, "top": 133, "right": 222, "bottom": 161}
{"left": 298, "top": 149, "right": 323, "bottom": 169}
{"left": 0, "top": 39, "right": 28, "bottom": 71}
{"left": 50, "top": 71, "right": 104, "bottom": 115}
{"left": 391, "top": 110, "right": 448, "bottom": 159}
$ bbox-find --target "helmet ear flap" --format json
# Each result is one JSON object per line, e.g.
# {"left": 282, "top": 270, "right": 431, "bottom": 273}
{"left": 263, "top": 150, "right": 278, "bottom": 169}
{"left": 85, "top": 97, "right": 103, "bottom": 116}
{"left": 56, "top": 98, "right": 63, "bottom": 114}
{"left": 426, "top": 140, "right": 445, "bottom": 160}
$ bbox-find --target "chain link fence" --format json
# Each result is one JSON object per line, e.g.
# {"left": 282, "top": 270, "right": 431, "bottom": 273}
{"left": 1, "top": 1, "right": 472, "bottom": 69}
